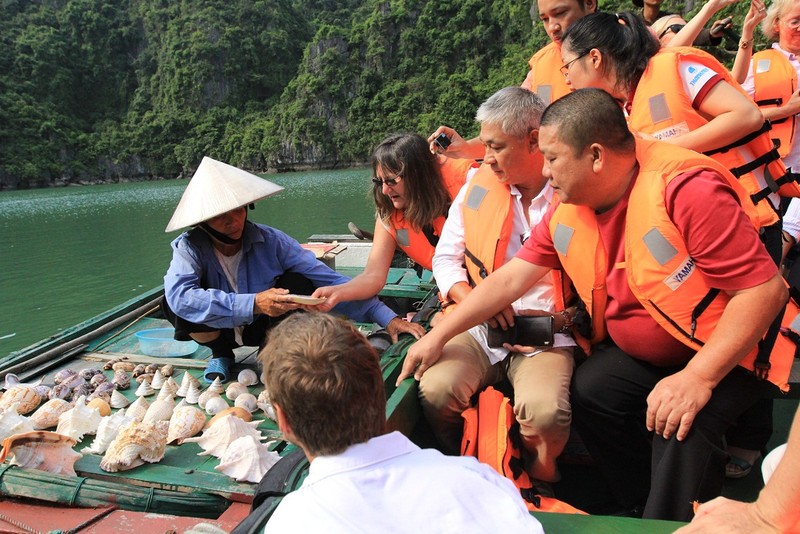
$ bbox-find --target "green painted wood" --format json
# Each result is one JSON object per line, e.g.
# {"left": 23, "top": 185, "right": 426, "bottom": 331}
{"left": 531, "top": 512, "right": 684, "bottom": 533}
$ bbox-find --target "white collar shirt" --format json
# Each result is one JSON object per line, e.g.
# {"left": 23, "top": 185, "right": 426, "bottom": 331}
{"left": 264, "top": 432, "right": 544, "bottom": 534}
{"left": 433, "top": 175, "right": 575, "bottom": 364}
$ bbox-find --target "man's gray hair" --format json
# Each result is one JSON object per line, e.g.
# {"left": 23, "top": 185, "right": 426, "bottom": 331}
{"left": 475, "top": 87, "right": 546, "bottom": 138}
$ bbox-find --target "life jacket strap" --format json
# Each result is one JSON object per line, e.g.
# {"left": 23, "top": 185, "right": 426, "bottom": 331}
{"left": 704, "top": 121, "right": 772, "bottom": 157}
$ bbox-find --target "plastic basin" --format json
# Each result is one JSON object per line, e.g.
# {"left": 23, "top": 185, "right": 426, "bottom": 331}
{"left": 135, "top": 328, "right": 199, "bottom": 357}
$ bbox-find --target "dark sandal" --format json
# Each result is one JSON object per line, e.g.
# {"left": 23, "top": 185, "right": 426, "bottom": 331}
{"left": 204, "top": 357, "right": 233, "bottom": 384}
{"left": 725, "top": 455, "right": 753, "bottom": 479}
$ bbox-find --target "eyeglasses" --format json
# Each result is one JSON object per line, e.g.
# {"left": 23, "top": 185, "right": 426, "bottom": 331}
{"left": 781, "top": 18, "right": 800, "bottom": 30}
{"left": 372, "top": 175, "right": 403, "bottom": 187}
{"left": 560, "top": 53, "right": 588, "bottom": 78}
{"left": 659, "top": 23, "right": 685, "bottom": 38}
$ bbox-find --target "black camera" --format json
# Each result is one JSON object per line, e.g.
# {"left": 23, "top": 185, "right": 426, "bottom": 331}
{"left": 434, "top": 133, "right": 451, "bottom": 152}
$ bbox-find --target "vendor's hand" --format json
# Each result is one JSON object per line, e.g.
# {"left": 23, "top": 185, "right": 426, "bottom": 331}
{"left": 254, "top": 288, "right": 302, "bottom": 317}
{"left": 486, "top": 305, "right": 516, "bottom": 330}
{"left": 674, "top": 497, "right": 780, "bottom": 533}
{"left": 427, "top": 126, "right": 467, "bottom": 157}
{"left": 396, "top": 332, "right": 444, "bottom": 385}
{"left": 646, "top": 368, "right": 714, "bottom": 441}
{"left": 386, "top": 316, "right": 426, "bottom": 343}
{"left": 310, "top": 286, "right": 340, "bottom": 313}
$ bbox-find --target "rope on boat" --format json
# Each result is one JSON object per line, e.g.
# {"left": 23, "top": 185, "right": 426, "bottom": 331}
{"left": 0, "top": 465, "right": 228, "bottom": 518}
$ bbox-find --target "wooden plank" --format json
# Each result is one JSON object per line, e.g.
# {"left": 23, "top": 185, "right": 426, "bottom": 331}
{"left": 82, "top": 352, "right": 210, "bottom": 369}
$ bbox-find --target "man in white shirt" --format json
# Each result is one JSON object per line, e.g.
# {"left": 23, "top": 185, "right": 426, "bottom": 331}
{"left": 425, "top": 87, "right": 577, "bottom": 489}
{"left": 259, "top": 312, "right": 543, "bottom": 534}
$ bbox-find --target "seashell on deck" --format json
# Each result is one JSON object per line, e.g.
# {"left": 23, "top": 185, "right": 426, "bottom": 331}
{"left": 166, "top": 405, "right": 206, "bottom": 445}
{"left": 99, "top": 420, "right": 168, "bottom": 472}
{"left": 0, "top": 403, "right": 35, "bottom": 441}
{"left": 0, "top": 431, "right": 81, "bottom": 476}
{"left": 56, "top": 395, "right": 102, "bottom": 442}
{"left": 214, "top": 434, "right": 280, "bottom": 483}
{"left": 30, "top": 398, "right": 72, "bottom": 430}
{"left": 183, "top": 413, "right": 263, "bottom": 459}
{"left": 0, "top": 386, "right": 42, "bottom": 415}
{"left": 82, "top": 409, "right": 134, "bottom": 455}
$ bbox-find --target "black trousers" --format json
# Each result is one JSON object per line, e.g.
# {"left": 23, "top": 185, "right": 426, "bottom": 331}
{"left": 570, "top": 342, "right": 770, "bottom": 522}
{"left": 161, "top": 272, "right": 316, "bottom": 353}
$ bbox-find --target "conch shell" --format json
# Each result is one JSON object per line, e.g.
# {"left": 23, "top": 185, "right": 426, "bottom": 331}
{"left": 99, "top": 420, "right": 168, "bottom": 472}
{"left": 82, "top": 409, "right": 133, "bottom": 455}
{"left": 183, "top": 413, "right": 263, "bottom": 458}
{"left": 166, "top": 405, "right": 206, "bottom": 445}
{"left": 30, "top": 398, "right": 72, "bottom": 430}
{"left": 0, "top": 431, "right": 81, "bottom": 476}
{"left": 0, "top": 403, "right": 35, "bottom": 441}
{"left": 56, "top": 396, "right": 102, "bottom": 442}
{"left": 214, "top": 435, "right": 280, "bottom": 483}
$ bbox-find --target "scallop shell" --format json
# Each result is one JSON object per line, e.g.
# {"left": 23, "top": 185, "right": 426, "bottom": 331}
{"left": 185, "top": 381, "right": 201, "bottom": 405}
{"left": 126, "top": 396, "right": 149, "bottom": 422}
{"left": 30, "top": 398, "right": 72, "bottom": 430}
{"left": 0, "top": 403, "right": 35, "bottom": 441}
{"left": 142, "top": 396, "right": 175, "bottom": 424}
{"left": 87, "top": 398, "right": 111, "bottom": 417}
{"left": 0, "top": 386, "right": 42, "bottom": 415}
{"left": 150, "top": 370, "right": 165, "bottom": 390}
{"left": 160, "top": 364, "right": 175, "bottom": 378}
{"left": 110, "top": 389, "right": 131, "bottom": 409}
{"left": 214, "top": 435, "right": 280, "bottom": 483}
{"left": 56, "top": 396, "right": 102, "bottom": 442}
{"left": 207, "top": 377, "right": 225, "bottom": 395}
{"left": 204, "top": 396, "right": 229, "bottom": 415}
{"left": 99, "top": 420, "right": 167, "bottom": 472}
{"left": 0, "top": 431, "right": 81, "bottom": 476}
{"left": 237, "top": 369, "right": 259, "bottom": 387}
{"left": 234, "top": 393, "right": 258, "bottom": 413}
{"left": 225, "top": 382, "right": 248, "bottom": 401}
{"left": 167, "top": 405, "right": 206, "bottom": 445}
{"left": 135, "top": 379, "right": 155, "bottom": 397}
{"left": 205, "top": 407, "right": 252, "bottom": 429}
{"left": 82, "top": 410, "right": 134, "bottom": 455}
{"left": 197, "top": 390, "right": 220, "bottom": 410}
{"left": 183, "top": 413, "right": 263, "bottom": 458}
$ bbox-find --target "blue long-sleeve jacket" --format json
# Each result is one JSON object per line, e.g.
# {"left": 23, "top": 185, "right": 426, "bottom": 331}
{"left": 164, "top": 222, "right": 396, "bottom": 328}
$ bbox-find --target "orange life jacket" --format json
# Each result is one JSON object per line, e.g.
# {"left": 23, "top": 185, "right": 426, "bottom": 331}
{"left": 547, "top": 139, "right": 791, "bottom": 391}
{"left": 461, "top": 165, "right": 569, "bottom": 311}
{"left": 752, "top": 48, "right": 798, "bottom": 160}
{"left": 527, "top": 42, "right": 571, "bottom": 105}
{"left": 387, "top": 156, "right": 475, "bottom": 271}
{"left": 461, "top": 386, "right": 587, "bottom": 515}
{"left": 629, "top": 47, "right": 798, "bottom": 227}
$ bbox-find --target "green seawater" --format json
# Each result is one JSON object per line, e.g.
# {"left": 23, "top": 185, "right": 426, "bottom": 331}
{"left": 0, "top": 168, "right": 375, "bottom": 355}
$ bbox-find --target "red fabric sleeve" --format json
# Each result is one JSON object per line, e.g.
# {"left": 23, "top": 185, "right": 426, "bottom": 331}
{"left": 665, "top": 169, "right": 777, "bottom": 290}
{"left": 515, "top": 201, "right": 562, "bottom": 269}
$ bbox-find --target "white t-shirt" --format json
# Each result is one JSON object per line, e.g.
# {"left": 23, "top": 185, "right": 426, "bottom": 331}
{"left": 264, "top": 432, "right": 544, "bottom": 534}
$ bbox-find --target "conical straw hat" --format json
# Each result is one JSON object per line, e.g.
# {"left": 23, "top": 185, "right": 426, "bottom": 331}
{"left": 165, "top": 157, "right": 284, "bottom": 232}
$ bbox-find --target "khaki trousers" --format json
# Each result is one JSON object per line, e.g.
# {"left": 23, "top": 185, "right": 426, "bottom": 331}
{"left": 418, "top": 331, "right": 574, "bottom": 482}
